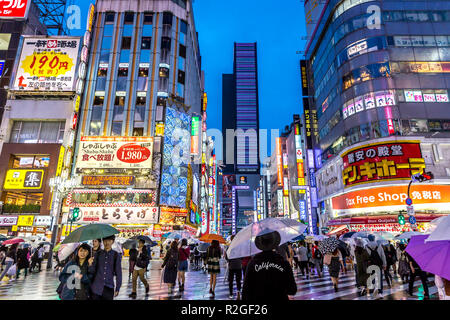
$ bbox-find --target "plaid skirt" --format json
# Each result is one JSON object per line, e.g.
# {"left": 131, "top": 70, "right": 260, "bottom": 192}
{"left": 207, "top": 257, "right": 220, "bottom": 274}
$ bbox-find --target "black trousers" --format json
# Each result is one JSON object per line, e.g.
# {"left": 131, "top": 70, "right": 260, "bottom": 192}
{"left": 409, "top": 270, "right": 429, "bottom": 297}
{"left": 299, "top": 261, "right": 309, "bottom": 276}
{"left": 228, "top": 269, "right": 242, "bottom": 295}
{"left": 92, "top": 286, "right": 115, "bottom": 300}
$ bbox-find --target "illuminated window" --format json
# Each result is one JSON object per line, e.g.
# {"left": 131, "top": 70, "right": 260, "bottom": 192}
{"left": 0, "top": 33, "right": 11, "bottom": 50}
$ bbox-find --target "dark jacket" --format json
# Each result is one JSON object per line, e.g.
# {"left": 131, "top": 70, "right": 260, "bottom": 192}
{"left": 355, "top": 247, "right": 370, "bottom": 287}
{"left": 6, "top": 248, "right": 17, "bottom": 263}
{"left": 242, "top": 251, "right": 297, "bottom": 301}
{"left": 162, "top": 248, "right": 179, "bottom": 269}
{"left": 135, "top": 247, "right": 149, "bottom": 269}
{"left": 225, "top": 251, "right": 242, "bottom": 270}
{"left": 129, "top": 248, "right": 138, "bottom": 262}
{"left": 16, "top": 248, "right": 29, "bottom": 269}
{"left": 59, "top": 260, "right": 93, "bottom": 300}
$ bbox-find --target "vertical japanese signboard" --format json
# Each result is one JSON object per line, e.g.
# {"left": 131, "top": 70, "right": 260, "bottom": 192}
{"left": 13, "top": 37, "right": 80, "bottom": 91}
{"left": 276, "top": 138, "right": 283, "bottom": 187}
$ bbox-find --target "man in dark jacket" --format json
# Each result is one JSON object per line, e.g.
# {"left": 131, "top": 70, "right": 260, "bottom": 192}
{"left": 225, "top": 235, "right": 243, "bottom": 300}
{"left": 242, "top": 230, "right": 297, "bottom": 301}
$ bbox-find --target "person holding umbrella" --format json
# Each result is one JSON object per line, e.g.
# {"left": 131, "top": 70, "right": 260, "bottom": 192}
{"left": 58, "top": 243, "right": 93, "bottom": 300}
{"left": 242, "top": 229, "right": 297, "bottom": 301}
{"left": 16, "top": 245, "right": 29, "bottom": 279}
{"left": 405, "top": 249, "right": 430, "bottom": 299}
{"left": 0, "top": 243, "right": 18, "bottom": 282}
{"left": 206, "top": 239, "right": 222, "bottom": 298}
{"left": 161, "top": 241, "right": 179, "bottom": 296}
{"left": 128, "top": 245, "right": 138, "bottom": 281}
{"left": 88, "top": 235, "right": 122, "bottom": 300}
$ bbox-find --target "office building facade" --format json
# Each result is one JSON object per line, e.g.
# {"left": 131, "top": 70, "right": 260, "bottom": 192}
{"left": 302, "top": 0, "right": 450, "bottom": 235}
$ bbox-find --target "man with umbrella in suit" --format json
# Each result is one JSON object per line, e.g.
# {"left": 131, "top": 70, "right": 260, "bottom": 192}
{"left": 242, "top": 229, "right": 297, "bottom": 301}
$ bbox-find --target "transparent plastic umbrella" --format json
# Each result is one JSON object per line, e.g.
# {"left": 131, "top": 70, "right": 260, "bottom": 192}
{"left": 425, "top": 215, "right": 450, "bottom": 242}
{"left": 58, "top": 242, "right": 80, "bottom": 261}
{"left": 226, "top": 217, "right": 307, "bottom": 259}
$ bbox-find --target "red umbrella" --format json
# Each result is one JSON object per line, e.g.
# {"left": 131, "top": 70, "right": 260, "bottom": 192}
{"left": 2, "top": 238, "right": 24, "bottom": 246}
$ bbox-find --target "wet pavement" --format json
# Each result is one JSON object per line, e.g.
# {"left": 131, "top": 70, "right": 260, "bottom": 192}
{"left": 0, "top": 258, "right": 438, "bottom": 300}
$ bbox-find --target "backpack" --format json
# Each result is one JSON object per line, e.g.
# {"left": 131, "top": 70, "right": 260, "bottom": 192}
{"left": 314, "top": 248, "right": 323, "bottom": 260}
{"left": 136, "top": 251, "right": 149, "bottom": 269}
{"left": 367, "top": 246, "right": 383, "bottom": 266}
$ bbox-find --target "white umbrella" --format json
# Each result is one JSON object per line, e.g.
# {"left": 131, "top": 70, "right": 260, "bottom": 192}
{"left": 58, "top": 242, "right": 80, "bottom": 261}
{"left": 425, "top": 215, "right": 450, "bottom": 242}
{"left": 226, "top": 217, "right": 307, "bottom": 259}
{"left": 374, "top": 231, "right": 396, "bottom": 241}
{"left": 112, "top": 242, "right": 123, "bottom": 254}
{"left": 395, "top": 231, "right": 423, "bottom": 240}
{"left": 350, "top": 231, "right": 373, "bottom": 239}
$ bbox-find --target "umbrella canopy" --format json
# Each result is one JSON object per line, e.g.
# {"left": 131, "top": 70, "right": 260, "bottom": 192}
{"left": 53, "top": 243, "right": 62, "bottom": 252}
{"left": 340, "top": 232, "right": 356, "bottom": 240}
{"left": 188, "top": 238, "right": 200, "bottom": 245}
{"left": 395, "top": 231, "right": 423, "bottom": 240}
{"left": 318, "top": 237, "right": 340, "bottom": 254}
{"left": 227, "top": 218, "right": 307, "bottom": 259}
{"left": 350, "top": 231, "right": 372, "bottom": 239}
{"left": 131, "top": 235, "right": 157, "bottom": 246}
{"left": 62, "top": 224, "right": 119, "bottom": 244}
{"left": 58, "top": 242, "right": 80, "bottom": 261}
{"left": 406, "top": 235, "right": 450, "bottom": 281}
{"left": 425, "top": 215, "right": 450, "bottom": 242}
{"left": 292, "top": 234, "right": 306, "bottom": 242}
{"left": 122, "top": 239, "right": 138, "bottom": 250}
{"left": 199, "top": 233, "right": 226, "bottom": 244}
{"left": 0, "top": 235, "right": 7, "bottom": 241}
{"left": 112, "top": 242, "right": 122, "bottom": 254}
{"left": 197, "top": 242, "right": 210, "bottom": 252}
{"left": 2, "top": 238, "right": 24, "bottom": 246}
{"left": 374, "top": 231, "right": 396, "bottom": 241}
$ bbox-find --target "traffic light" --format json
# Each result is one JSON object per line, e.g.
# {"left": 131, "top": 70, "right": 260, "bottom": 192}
{"left": 398, "top": 214, "right": 406, "bottom": 225}
{"left": 72, "top": 207, "right": 80, "bottom": 221}
{"left": 417, "top": 171, "right": 434, "bottom": 182}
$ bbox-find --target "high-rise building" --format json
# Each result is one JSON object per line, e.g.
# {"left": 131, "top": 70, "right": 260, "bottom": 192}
{"left": 302, "top": 0, "right": 450, "bottom": 235}
{"left": 220, "top": 42, "right": 261, "bottom": 235}
{"left": 70, "top": 0, "right": 204, "bottom": 240}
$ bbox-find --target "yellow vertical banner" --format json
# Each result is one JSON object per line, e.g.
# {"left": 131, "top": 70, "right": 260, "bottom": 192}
{"left": 56, "top": 146, "right": 65, "bottom": 177}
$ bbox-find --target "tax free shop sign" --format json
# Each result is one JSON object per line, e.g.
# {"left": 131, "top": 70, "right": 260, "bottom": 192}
{"left": 331, "top": 184, "right": 450, "bottom": 215}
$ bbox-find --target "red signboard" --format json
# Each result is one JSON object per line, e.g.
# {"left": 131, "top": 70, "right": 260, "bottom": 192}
{"left": 0, "top": 0, "right": 30, "bottom": 19}
{"left": 342, "top": 141, "right": 425, "bottom": 187}
{"left": 327, "top": 214, "right": 444, "bottom": 226}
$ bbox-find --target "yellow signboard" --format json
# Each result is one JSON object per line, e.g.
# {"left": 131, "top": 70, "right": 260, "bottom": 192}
{"left": 11, "top": 225, "right": 18, "bottom": 232}
{"left": 56, "top": 146, "right": 65, "bottom": 177}
{"left": 3, "top": 170, "right": 44, "bottom": 190}
{"left": 155, "top": 123, "right": 165, "bottom": 136}
{"left": 17, "top": 215, "right": 35, "bottom": 227}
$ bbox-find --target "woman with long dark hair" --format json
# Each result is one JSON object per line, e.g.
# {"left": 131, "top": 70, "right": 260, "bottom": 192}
{"left": 162, "top": 241, "right": 179, "bottom": 296}
{"left": 177, "top": 238, "right": 190, "bottom": 292}
{"left": 206, "top": 240, "right": 222, "bottom": 297}
{"left": 58, "top": 243, "right": 93, "bottom": 300}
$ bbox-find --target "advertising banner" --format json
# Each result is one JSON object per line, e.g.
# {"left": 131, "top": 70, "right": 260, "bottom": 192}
{"left": 33, "top": 216, "right": 52, "bottom": 226}
{"left": 159, "top": 207, "right": 188, "bottom": 225}
{"left": 160, "top": 107, "right": 191, "bottom": 208}
{"left": 342, "top": 141, "right": 424, "bottom": 187}
{"left": 0, "top": 215, "right": 18, "bottom": 226}
{"left": 17, "top": 215, "right": 34, "bottom": 226}
{"left": 222, "top": 174, "right": 235, "bottom": 199}
{"left": 276, "top": 138, "right": 283, "bottom": 186}
{"left": 73, "top": 207, "right": 159, "bottom": 224}
{"left": 13, "top": 37, "right": 80, "bottom": 91}
{"left": 81, "top": 175, "right": 135, "bottom": 186}
{"left": 76, "top": 136, "right": 153, "bottom": 169}
{"left": 3, "top": 169, "right": 44, "bottom": 190}
{"left": 332, "top": 184, "right": 450, "bottom": 211}
{"left": 0, "top": 0, "right": 30, "bottom": 19}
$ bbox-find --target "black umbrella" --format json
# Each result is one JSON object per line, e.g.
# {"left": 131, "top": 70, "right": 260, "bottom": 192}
{"left": 198, "top": 242, "right": 210, "bottom": 252}
{"left": 122, "top": 239, "right": 138, "bottom": 250}
{"left": 131, "top": 235, "right": 157, "bottom": 247}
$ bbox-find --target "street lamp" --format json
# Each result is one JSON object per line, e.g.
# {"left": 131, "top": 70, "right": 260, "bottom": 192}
{"left": 46, "top": 176, "right": 79, "bottom": 269}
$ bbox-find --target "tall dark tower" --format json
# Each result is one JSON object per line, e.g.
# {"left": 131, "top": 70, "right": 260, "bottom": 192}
{"left": 220, "top": 42, "right": 261, "bottom": 235}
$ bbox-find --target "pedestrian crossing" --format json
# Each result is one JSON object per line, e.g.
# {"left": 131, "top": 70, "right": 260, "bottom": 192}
{"left": 0, "top": 260, "right": 439, "bottom": 300}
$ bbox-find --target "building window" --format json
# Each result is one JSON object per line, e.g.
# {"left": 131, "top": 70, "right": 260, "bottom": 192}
{"left": 97, "top": 67, "right": 108, "bottom": 77}
{"left": 91, "top": 106, "right": 103, "bottom": 122}
{"left": 136, "top": 96, "right": 146, "bottom": 106}
{"left": 133, "top": 127, "right": 144, "bottom": 136}
{"left": 105, "top": 12, "right": 115, "bottom": 23}
{"left": 113, "top": 105, "right": 124, "bottom": 121}
{"left": 111, "top": 122, "right": 122, "bottom": 136}
{"left": 179, "top": 44, "right": 186, "bottom": 58}
{"left": 10, "top": 121, "right": 65, "bottom": 144}
{"left": 161, "top": 36, "right": 171, "bottom": 51}
{"left": 0, "top": 33, "right": 11, "bottom": 50}
{"left": 89, "top": 121, "right": 101, "bottom": 135}
{"left": 144, "top": 13, "right": 153, "bottom": 24}
{"left": 4, "top": 192, "right": 43, "bottom": 207}
{"left": 124, "top": 12, "right": 134, "bottom": 23}
{"left": 163, "top": 12, "right": 173, "bottom": 25}
{"left": 121, "top": 37, "right": 131, "bottom": 50}
{"left": 159, "top": 66, "right": 169, "bottom": 78}
{"left": 93, "top": 95, "right": 104, "bottom": 105}
{"left": 114, "top": 95, "right": 125, "bottom": 106}
{"left": 180, "top": 20, "right": 187, "bottom": 34}
{"left": 410, "top": 119, "right": 429, "bottom": 133}
{"left": 141, "top": 37, "right": 152, "bottom": 49}
{"left": 157, "top": 97, "right": 167, "bottom": 107}
{"left": 178, "top": 70, "right": 185, "bottom": 85}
